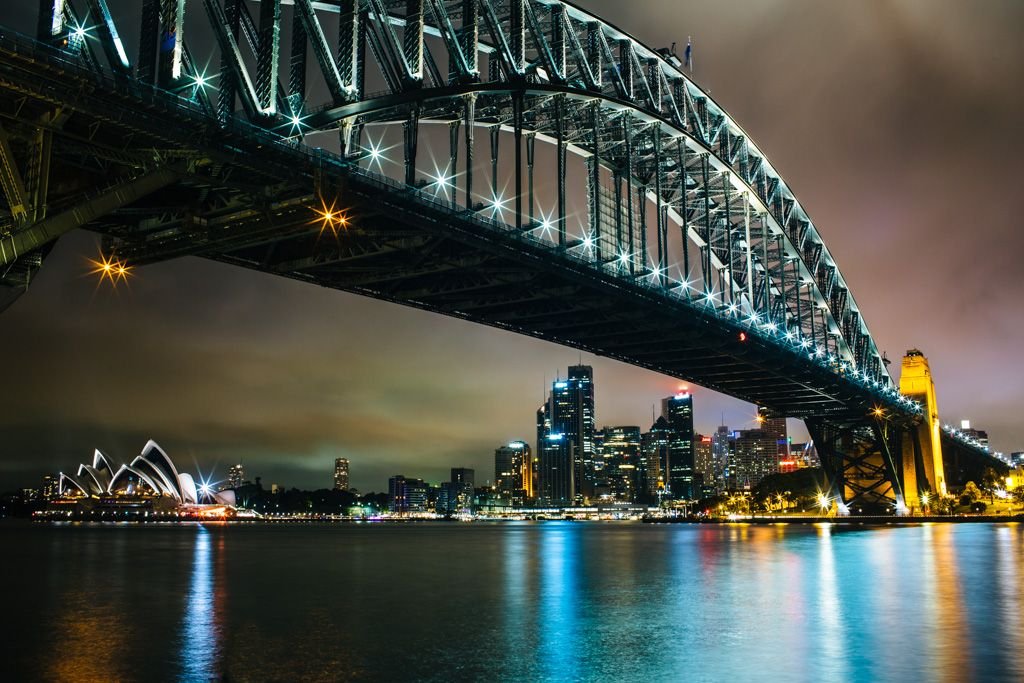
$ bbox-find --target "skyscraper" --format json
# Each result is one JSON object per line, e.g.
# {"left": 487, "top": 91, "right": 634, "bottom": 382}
{"left": 712, "top": 425, "right": 731, "bottom": 486}
{"left": 495, "top": 441, "right": 532, "bottom": 507}
{"left": 757, "top": 407, "right": 789, "bottom": 466}
{"left": 536, "top": 365, "right": 596, "bottom": 506}
{"left": 729, "top": 429, "right": 779, "bottom": 490}
{"left": 694, "top": 435, "right": 715, "bottom": 493}
{"left": 600, "top": 426, "right": 643, "bottom": 502}
{"left": 451, "top": 468, "right": 475, "bottom": 511}
{"left": 226, "top": 463, "right": 245, "bottom": 490}
{"left": 642, "top": 416, "right": 674, "bottom": 501}
{"left": 662, "top": 391, "right": 695, "bottom": 500}
{"left": 334, "top": 458, "right": 350, "bottom": 491}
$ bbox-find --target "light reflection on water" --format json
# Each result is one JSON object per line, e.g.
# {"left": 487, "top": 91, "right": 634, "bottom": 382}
{"left": 4, "top": 521, "right": 1024, "bottom": 682}
{"left": 179, "top": 525, "right": 223, "bottom": 682}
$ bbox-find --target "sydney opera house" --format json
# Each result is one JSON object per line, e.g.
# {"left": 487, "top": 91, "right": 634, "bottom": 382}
{"left": 55, "top": 439, "right": 235, "bottom": 513}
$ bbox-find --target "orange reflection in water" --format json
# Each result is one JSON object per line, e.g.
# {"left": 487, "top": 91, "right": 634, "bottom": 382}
{"left": 923, "top": 524, "right": 973, "bottom": 683}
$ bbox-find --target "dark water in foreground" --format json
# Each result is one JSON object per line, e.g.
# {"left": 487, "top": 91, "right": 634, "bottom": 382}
{"left": 3, "top": 521, "right": 1022, "bottom": 682}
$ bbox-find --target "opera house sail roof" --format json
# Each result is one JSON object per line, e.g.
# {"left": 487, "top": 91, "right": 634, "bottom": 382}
{"left": 58, "top": 440, "right": 235, "bottom": 506}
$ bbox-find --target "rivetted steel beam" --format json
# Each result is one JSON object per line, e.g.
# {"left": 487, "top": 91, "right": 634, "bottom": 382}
{"left": 555, "top": 95, "right": 566, "bottom": 247}
{"left": 403, "top": 105, "right": 419, "bottom": 187}
{"left": 289, "top": 3, "right": 308, "bottom": 112}
{"left": 337, "top": 0, "right": 362, "bottom": 97}
{"left": 157, "top": 0, "right": 186, "bottom": 88}
{"left": 0, "top": 167, "right": 181, "bottom": 267}
{"left": 37, "top": 0, "right": 65, "bottom": 42}
{"left": 404, "top": 0, "right": 425, "bottom": 83}
{"left": 460, "top": 0, "right": 478, "bottom": 76}
{"left": 0, "top": 123, "right": 29, "bottom": 223}
{"left": 291, "top": 0, "right": 346, "bottom": 103}
{"left": 425, "top": 0, "right": 471, "bottom": 83}
{"left": 84, "top": 0, "right": 131, "bottom": 72}
{"left": 204, "top": 0, "right": 263, "bottom": 120}
{"left": 137, "top": 0, "right": 159, "bottom": 83}
{"left": 587, "top": 101, "right": 601, "bottom": 262}
{"left": 255, "top": 0, "right": 282, "bottom": 114}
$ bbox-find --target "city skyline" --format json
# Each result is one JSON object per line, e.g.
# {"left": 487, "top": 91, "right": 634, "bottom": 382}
{"left": 1, "top": 0, "right": 1022, "bottom": 494}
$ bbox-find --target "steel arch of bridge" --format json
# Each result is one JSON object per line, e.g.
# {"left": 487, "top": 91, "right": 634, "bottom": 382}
{"left": 21, "top": 0, "right": 898, "bottom": 394}
{"left": 7, "top": 0, "right": 996, "bottom": 512}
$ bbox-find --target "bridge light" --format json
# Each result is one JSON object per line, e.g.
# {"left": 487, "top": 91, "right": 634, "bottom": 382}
{"left": 88, "top": 254, "right": 132, "bottom": 287}
{"left": 764, "top": 321, "right": 777, "bottom": 333}
{"left": 582, "top": 235, "right": 594, "bottom": 249}
{"left": 728, "top": 303, "right": 738, "bottom": 314}
{"left": 872, "top": 407, "right": 885, "bottom": 418}
{"left": 738, "top": 332, "right": 747, "bottom": 342}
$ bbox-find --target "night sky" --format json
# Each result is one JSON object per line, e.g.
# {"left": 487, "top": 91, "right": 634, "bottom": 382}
{"left": 2, "top": 0, "right": 1022, "bottom": 492}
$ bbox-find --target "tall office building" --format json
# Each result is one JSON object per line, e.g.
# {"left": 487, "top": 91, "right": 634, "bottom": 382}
{"left": 226, "top": 463, "right": 245, "bottom": 490}
{"left": 40, "top": 474, "right": 58, "bottom": 501}
{"left": 642, "top": 416, "right": 674, "bottom": 500}
{"left": 757, "top": 407, "right": 789, "bottom": 464}
{"left": 333, "top": 458, "right": 350, "bottom": 491}
{"left": 451, "top": 467, "right": 475, "bottom": 511}
{"left": 495, "top": 441, "right": 532, "bottom": 507}
{"left": 389, "top": 475, "right": 428, "bottom": 513}
{"left": 536, "top": 365, "right": 596, "bottom": 506}
{"left": 601, "top": 426, "right": 643, "bottom": 502}
{"left": 694, "top": 435, "right": 715, "bottom": 492}
{"left": 662, "top": 391, "right": 695, "bottom": 500}
{"left": 712, "top": 425, "right": 731, "bottom": 486}
{"left": 729, "top": 429, "right": 779, "bottom": 490}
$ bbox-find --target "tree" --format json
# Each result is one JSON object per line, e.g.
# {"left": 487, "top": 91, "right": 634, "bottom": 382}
{"left": 962, "top": 481, "right": 982, "bottom": 504}
{"left": 981, "top": 467, "right": 1001, "bottom": 503}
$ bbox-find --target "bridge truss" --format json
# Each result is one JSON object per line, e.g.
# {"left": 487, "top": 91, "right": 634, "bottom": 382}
{"left": 0, "top": 0, "right": 1002, "bottom": 512}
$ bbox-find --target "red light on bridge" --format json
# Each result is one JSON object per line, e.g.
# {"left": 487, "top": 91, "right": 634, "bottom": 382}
{"left": 739, "top": 332, "right": 747, "bottom": 342}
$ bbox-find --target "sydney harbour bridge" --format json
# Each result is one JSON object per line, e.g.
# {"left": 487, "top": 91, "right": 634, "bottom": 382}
{"left": 0, "top": 0, "right": 1003, "bottom": 513}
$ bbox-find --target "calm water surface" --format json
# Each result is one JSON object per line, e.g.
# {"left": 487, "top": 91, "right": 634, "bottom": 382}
{"left": 3, "top": 521, "right": 1022, "bottom": 682}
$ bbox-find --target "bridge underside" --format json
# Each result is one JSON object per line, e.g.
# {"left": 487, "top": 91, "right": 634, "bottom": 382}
{"left": 0, "top": 10, "right": 1003, "bottom": 514}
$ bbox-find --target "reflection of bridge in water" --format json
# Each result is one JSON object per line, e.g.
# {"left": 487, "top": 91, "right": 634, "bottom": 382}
{"left": 0, "top": 0, "right": 1004, "bottom": 512}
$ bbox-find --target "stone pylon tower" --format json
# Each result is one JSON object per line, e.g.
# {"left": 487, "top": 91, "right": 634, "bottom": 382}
{"left": 898, "top": 349, "right": 947, "bottom": 507}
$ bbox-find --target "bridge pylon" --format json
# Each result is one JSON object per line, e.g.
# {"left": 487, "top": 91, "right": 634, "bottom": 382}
{"left": 897, "top": 349, "right": 946, "bottom": 507}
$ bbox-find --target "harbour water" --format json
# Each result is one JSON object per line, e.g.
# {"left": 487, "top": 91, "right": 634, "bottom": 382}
{"left": 4, "top": 521, "right": 1022, "bottom": 682}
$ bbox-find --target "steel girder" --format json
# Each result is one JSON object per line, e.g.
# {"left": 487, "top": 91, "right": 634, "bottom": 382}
{"left": 4, "top": 2, "right": 999, "bottom": 512}
{"left": 22, "top": 0, "right": 892, "bottom": 394}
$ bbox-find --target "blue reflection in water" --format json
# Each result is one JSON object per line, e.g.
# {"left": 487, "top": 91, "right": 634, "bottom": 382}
{"left": 179, "top": 525, "right": 221, "bottom": 682}
{"left": 537, "top": 523, "right": 580, "bottom": 680}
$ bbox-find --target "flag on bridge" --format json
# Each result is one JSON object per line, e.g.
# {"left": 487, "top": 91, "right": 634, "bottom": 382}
{"left": 685, "top": 36, "right": 693, "bottom": 73}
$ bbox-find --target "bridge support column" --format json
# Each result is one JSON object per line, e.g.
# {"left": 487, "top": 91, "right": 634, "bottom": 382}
{"left": 463, "top": 94, "right": 475, "bottom": 208}
{"left": 404, "top": 105, "right": 419, "bottom": 188}
{"left": 898, "top": 349, "right": 946, "bottom": 508}
{"left": 806, "top": 417, "right": 905, "bottom": 515}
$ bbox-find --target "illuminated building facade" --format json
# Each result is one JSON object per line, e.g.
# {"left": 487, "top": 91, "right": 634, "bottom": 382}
{"left": 600, "top": 426, "right": 643, "bottom": 502}
{"left": 694, "top": 435, "right": 715, "bottom": 492}
{"left": 334, "top": 458, "right": 350, "bottom": 491}
{"left": 494, "top": 441, "right": 532, "bottom": 507}
{"left": 728, "top": 430, "right": 778, "bottom": 490}
{"left": 662, "top": 392, "right": 695, "bottom": 500}
{"left": 55, "top": 441, "right": 235, "bottom": 510}
{"left": 388, "top": 475, "right": 429, "bottom": 513}
{"left": 757, "top": 407, "right": 789, "bottom": 462}
{"left": 712, "top": 425, "right": 731, "bottom": 485}
{"left": 642, "top": 417, "right": 673, "bottom": 500}
{"left": 536, "top": 365, "right": 596, "bottom": 506}
{"left": 226, "top": 463, "right": 245, "bottom": 490}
